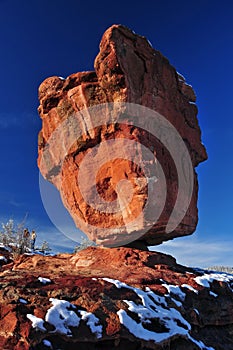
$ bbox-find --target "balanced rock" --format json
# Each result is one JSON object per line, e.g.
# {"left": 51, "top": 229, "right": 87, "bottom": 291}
{"left": 0, "top": 247, "right": 233, "bottom": 349}
{"left": 38, "top": 25, "right": 207, "bottom": 246}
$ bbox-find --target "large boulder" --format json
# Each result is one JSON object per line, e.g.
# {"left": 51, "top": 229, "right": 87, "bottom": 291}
{"left": 38, "top": 25, "right": 207, "bottom": 246}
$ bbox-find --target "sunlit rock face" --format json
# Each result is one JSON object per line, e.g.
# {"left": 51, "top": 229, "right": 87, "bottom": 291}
{"left": 37, "top": 25, "right": 207, "bottom": 247}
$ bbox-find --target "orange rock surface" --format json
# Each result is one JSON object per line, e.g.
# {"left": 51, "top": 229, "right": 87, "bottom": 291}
{"left": 38, "top": 25, "right": 207, "bottom": 246}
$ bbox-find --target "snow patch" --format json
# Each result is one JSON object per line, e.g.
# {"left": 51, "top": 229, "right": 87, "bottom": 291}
{"left": 27, "top": 314, "right": 46, "bottom": 332}
{"left": 102, "top": 277, "right": 129, "bottom": 289}
{"left": 19, "top": 298, "right": 28, "bottom": 304}
{"left": 27, "top": 298, "right": 102, "bottom": 339}
{"left": 194, "top": 272, "right": 233, "bottom": 290}
{"left": 190, "top": 337, "right": 214, "bottom": 350}
{"left": 0, "top": 255, "right": 7, "bottom": 262}
{"left": 209, "top": 291, "right": 218, "bottom": 298}
{"left": 79, "top": 310, "right": 103, "bottom": 338}
{"left": 171, "top": 298, "right": 182, "bottom": 307}
{"left": 0, "top": 243, "right": 11, "bottom": 252}
{"left": 27, "top": 274, "right": 221, "bottom": 349}
{"left": 43, "top": 339, "right": 52, "bottom": 348}
{"left": 182, "top": 284, "right": 198, "bottom": 294}
{"left": 103, "top": 278, "right": 213, "bottom": 349}
{"left": 38, "top": 277, "right": 52, "bottom": 284}
{"left": 162, "top": 284, "right": 186, "bottom": 301}
{"left": 45, "top": 298, "right": 80, "bottom": 336}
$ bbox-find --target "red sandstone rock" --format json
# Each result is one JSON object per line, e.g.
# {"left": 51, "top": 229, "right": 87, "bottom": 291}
{"left": 37, "top": 25, "right": 207, "bottom": 246}
{"left": 0, "top": 247, "right": 233, "bottom": 349}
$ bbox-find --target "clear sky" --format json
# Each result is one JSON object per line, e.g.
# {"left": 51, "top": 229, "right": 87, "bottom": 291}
{"left": 0, "top": 0, "right": 232, "bottom": 267}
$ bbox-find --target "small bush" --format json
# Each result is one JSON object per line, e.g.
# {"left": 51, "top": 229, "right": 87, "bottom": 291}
{"left": 0, "top": 219, "right": 51, "bottom": 258}
{"left": 74, "top": 236, "right": 96, "bottom": 253}
{"left": 0, "top": 219, "right": 30, "bottom": 255}
{"left": 36, "top": 240, "right": 52, "bottom": 255}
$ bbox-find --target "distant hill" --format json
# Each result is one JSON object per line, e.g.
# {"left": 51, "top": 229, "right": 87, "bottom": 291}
{"left": 207, "top": 266, "right": 233, "bottom": 274}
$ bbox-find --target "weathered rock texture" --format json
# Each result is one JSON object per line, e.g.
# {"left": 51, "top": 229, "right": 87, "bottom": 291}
{"left": 38, "top": 25, "right": 207, "bottom": 246}
{"left": 0, "top": 247, "right": 233, "bottom": 349}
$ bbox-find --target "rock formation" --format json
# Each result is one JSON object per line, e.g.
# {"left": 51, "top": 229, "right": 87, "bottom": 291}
{"left": 38, "top": 24, "right": 207, "bottom": 246}
{"left": 0, "top": 247, "right": 233, "bottom": 349}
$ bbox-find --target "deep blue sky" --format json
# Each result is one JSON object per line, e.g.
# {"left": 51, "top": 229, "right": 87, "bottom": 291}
{"left": 0, "top": 0, "right": 232, "bottom": 267}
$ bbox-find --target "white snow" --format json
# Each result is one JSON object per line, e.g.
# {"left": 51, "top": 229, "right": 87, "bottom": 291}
{"left": 182, "top": 284, "right": 198, "bottom": 294}
{"left": 27, "top": 298, "right": 102, "bottom": 339}
{"left": 43, "top": 339, "right": 52, "bottom": 348}
{"left": 26, "top": 274, "right": 223, "bottom": 349}
{"left": 0, "top": 243, "right": 11, "bottom": 252}
{"left": 195, "top": 276, "right": 210, "bottom": 288}
{"left": 159, "top": 278, "right": 166, "bottom": 283}
{"left": 190, "top": 337, "right": 214, "bottom": 350}
{"left": 38, "top": 277, "right": 52, "bottom": 284}
{"left": 27, "top": 314, "right": 46, "bottom": 332}
{"left": 209, "top": 291, "right": 218, "bottom": 298}
{"left": 102, "top": 278, "right": 129, "bottom": 289}
{"left": 193, "top": 308, "right": 200, "bottom": 315}
{"left": 162, "top": 284, "right": 186, "bottom": 301}
{"left": 79, "top": 310, "right": 103, "bottom": 338}
{"left": 194, "top": 272, "right": 233, "bottom": 289}
{"left": 103, "top": 278, "right": 214, "bottom": 349}
{"left": 45, "top": 298, "right": 80, "bottom": 336}
{"left": 19, "top": 298, "right": 28, "bottom": 304}
{"left": 117, "top": 299, "right": 190, "bottom": 343}
{"left": 171, "top": 298, "right": 182, "bottom": 307}
{"left": 0, "top": 255, "right": 7, "bottom": 262}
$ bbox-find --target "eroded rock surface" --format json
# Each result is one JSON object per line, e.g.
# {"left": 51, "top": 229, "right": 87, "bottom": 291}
{"left": 0, "top": 247, "right": 233, "bottom": 349}
{"left": 38, "top": 25, "right": 207, "bottom": 246}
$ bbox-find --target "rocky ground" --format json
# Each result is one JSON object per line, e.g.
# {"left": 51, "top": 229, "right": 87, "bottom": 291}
{"left": 0, "top": 245, "right": 233, "bottom": 349}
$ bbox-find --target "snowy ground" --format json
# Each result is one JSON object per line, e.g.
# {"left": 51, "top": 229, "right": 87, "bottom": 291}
{"left": 26, "top": 270, "right": 233, "bottom": 349}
